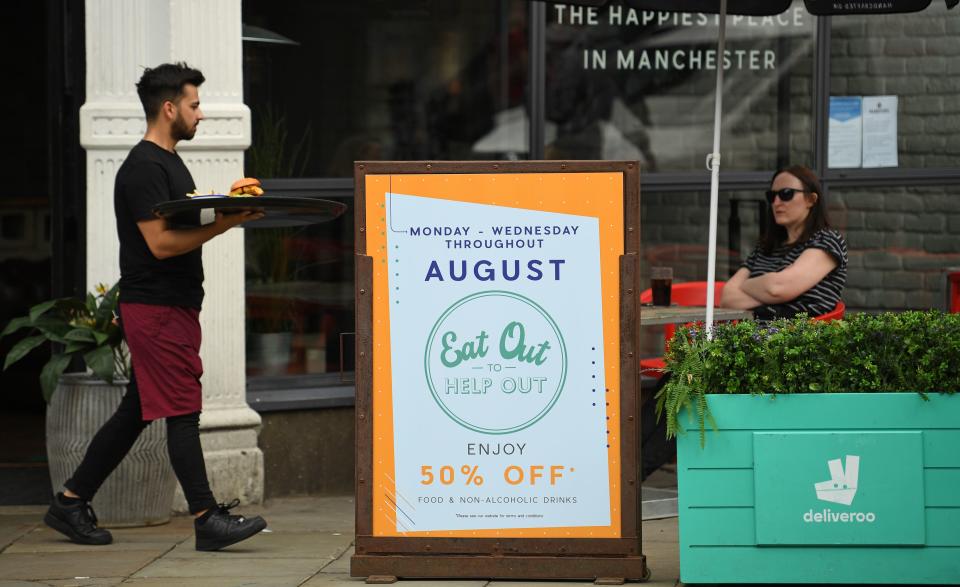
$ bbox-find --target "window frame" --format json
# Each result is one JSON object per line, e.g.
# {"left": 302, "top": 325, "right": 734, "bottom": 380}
{"left": 246, "top": 9, "right": 960, "bottom": 412}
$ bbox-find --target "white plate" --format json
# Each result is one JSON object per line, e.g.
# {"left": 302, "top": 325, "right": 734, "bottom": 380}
{"left": 187, "top": 194, "right": 228, "bottom": 200}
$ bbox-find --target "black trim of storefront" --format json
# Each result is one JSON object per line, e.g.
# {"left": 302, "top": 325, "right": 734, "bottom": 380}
{"left": 528, "top": 0, "right": 546, "bottom": 159}
{"left": 49, "top": 0, "right": 86, "bottom": 300}
{"left": 814, "top": 15, "right": 831, "bottom": 178}
{"left": 248, "top": 374, "right": 355, "bottom": 411}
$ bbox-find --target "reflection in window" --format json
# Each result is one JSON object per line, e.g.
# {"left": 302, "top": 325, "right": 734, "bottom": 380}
{"left": 243, "top": 0, "right": 530, "bottom": 178}
{"left": 639, "top": 189, "right": 766, "bottom": 356}
{"left": 241, "top": 1, "right": 529, "bottom": 382}
{"left": 244, "top": 198, "right": 355, "bottom": 378}
{"left": 830, "top": 3, "right": 960, "bottom": 169}
{"left": 642, "top": 190, "right": 765, "bottom": 289}
{"left": 545, "top": 1, "right": 816, "bottom": 171}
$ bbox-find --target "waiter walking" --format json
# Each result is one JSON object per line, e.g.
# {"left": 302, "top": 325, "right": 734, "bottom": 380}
{"left": 44, "top": 62, "right": 267, "bottom": 551}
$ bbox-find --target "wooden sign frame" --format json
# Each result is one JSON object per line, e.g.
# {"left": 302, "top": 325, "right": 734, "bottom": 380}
{"left": 351, "top": 161, "right": 644, "bottom": 583}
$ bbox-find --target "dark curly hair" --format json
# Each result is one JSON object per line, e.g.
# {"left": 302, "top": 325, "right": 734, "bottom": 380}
{"left": 136, "top": 62, "right": 205, "bottom": 120}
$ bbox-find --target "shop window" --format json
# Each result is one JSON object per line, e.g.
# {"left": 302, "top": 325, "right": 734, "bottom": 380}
{"left": 241, "top": 0, "right": 528, "bottom": 386}
{"left": 639, "top": 188, "right": 766, "bottom": 356}
{"left": 243, "top": 0, "right": 530, "bottom": 177}
{"left": 0, "top": 213, "right": 28, "bottom": 243}
{"left": 244, "top": 197, "right": 355, "bottom": 379}
{"left": 544, "top": 0, "right": 816, "bottom": 171}
{"left": 1, "top": 0, "right": 52, "bottom": 480}
{"left": 642, "top": 189, "right": 764, "bottom": 287}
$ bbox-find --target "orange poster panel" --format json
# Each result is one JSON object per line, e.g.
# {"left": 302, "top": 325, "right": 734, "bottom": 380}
{"left": 366, "top": 172, "right": 623, "bottom": 538}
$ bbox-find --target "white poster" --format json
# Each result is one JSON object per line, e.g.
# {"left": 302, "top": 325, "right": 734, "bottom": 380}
{"left": 385, "top": 193, "right": 612, "bottom": 532}
{"left": 862, "top": 95, "right": 899, "bottom": 168}
{"left": 828, "top": 96, "right": 863, "bottom": 169}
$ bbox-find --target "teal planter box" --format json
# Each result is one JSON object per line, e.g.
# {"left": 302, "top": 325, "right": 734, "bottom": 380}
{"left": 677, "top": 393, "right": 960, "bottom": 584}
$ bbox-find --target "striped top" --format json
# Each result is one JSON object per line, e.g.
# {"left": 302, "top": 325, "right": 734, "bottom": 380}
{"left": 742, "top": 229, "right": 848, "bottom": 320}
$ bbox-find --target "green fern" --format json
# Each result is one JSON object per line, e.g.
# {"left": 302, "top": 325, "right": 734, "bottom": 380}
{"left": 655, "top": 326, "right": 713, "bottom": 444}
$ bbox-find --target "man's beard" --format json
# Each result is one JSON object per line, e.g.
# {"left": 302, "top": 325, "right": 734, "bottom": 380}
{"left": 172, "top": 114, "right": 196, "bottom": 142}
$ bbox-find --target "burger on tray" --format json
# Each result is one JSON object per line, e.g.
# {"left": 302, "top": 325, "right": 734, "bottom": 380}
{"left": 229, "top": 177, "right": 264, "bottom": 197}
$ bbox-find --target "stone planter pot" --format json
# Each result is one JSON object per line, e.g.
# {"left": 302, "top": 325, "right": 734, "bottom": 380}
{"left": 676, "top": 392, "right": 960, "bottom": 585}
{"left": 46, "top": 373, "right": 176, "bottom": 527}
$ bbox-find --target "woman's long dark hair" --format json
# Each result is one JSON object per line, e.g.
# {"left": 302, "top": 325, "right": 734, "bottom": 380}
{"left": 760, "top": 165, "right": 830, "bottom": 253}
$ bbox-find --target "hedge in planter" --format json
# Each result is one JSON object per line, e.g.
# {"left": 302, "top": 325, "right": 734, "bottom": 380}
{"left": 657, "top": 310, "right": 960, "bottom": 443}
{"left": 656, "top": 311, "right": 960, "bottom": 585}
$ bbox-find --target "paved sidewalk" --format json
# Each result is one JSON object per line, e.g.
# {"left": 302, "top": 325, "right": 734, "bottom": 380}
{"left": 0, "top": 495, "right": 679, "bottom": 587}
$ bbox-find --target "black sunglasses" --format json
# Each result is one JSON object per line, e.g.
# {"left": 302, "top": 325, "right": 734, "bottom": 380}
{"left": 765, "top": 187, "right": 805, "bottom": 204}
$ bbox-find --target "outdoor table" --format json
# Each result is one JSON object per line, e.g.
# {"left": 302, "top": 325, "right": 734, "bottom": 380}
{"left": 640, "top": 305, "right": 752, "bottom": 326}
{"left": 152, "top": 195, "right": 347, "bottom": 229}
{"left": 638, "top": 306, "right": 752, "bottom": 401}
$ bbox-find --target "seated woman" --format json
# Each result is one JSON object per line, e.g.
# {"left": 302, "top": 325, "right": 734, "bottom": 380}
{"left": 642, "top": 166, "right": 847, "bottom": 480}
{"left": 721, "top": 165, "right": 847, "bottom": 320}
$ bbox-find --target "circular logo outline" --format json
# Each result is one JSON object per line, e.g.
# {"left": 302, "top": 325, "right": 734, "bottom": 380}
{"left": 424, "top": 290, "right": 567, "bottom": 435}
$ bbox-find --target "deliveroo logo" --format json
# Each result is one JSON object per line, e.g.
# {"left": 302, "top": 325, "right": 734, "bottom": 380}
{"left": 804, "top": 454, "right": 876, "bottom": 524}
{"left": 814, "top": 455, "right": 859, "bottom": 506}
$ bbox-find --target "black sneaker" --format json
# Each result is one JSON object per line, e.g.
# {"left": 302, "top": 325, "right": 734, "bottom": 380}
{"left": 194, "top": 499, "right": 267, "bottom": 551}
{"left": 44, "top": 493, "right": 113, "bottom": 545}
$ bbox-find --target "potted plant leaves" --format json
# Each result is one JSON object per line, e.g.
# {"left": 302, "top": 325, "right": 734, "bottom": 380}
{"left": 1, "top": 283, "right": 176, "bottom": 526}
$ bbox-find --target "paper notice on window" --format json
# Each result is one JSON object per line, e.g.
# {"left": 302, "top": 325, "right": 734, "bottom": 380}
{"left": 862, "top": 96, "right": 898, "bottom": 168}
{"left": 828, "top": 97, "right": 862, "bottom": 168}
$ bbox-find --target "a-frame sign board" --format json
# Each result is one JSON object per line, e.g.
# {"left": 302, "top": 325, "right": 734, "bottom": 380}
{"left": 352, "top": 161, "right": 645, "bottom": 583}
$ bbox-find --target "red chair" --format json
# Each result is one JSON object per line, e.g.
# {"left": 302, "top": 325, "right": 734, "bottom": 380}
{"left": 639, "top": 281, "right": 726, "bottom": 377}
{"left": 813, "top": 301, "right": 845, "bottom": 322}
{"left": 946, "top": 271, "right": 960, "bottom": 313}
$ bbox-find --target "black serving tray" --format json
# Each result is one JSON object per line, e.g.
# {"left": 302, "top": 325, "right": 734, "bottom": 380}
{"left": 153, "top": 196, "right": 347, "bottom": 229}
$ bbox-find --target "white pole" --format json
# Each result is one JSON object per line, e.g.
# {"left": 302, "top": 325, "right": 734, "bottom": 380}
{"left": 705, "top": 0, "right": 728, "bottom": 339}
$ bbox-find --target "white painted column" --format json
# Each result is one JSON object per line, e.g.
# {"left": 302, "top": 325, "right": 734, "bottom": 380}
{"left": 81, "top": 0, "right": 263, "bottom": 509}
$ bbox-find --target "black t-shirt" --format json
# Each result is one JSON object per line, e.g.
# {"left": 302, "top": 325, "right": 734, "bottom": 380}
{"left": 114, "top": 140, "right": 204, "bottom": 309}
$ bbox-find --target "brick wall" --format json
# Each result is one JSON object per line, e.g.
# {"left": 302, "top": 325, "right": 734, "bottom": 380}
{"left": 830, "top": 9, "right": 960, "bottom": 169}
{"left": 641, "top": 190, "right": 764, "bottom": 285}
{"left": 832, "top": 185, "right": 960, "bottom": 312}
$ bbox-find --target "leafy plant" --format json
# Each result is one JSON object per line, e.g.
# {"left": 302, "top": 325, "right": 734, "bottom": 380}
{"left": 245, "top": 225, "right": 299, "bottom": 333}
{"left": 1, "top": 283, "right": 130, "bottom": 401}
{"left": 244, "top": 102, "right": 310, "bottom": 334}
{"left": 246, "top": 104, "right": 312, "bottom": 179}
{"left": 656, "top": 311, "right": 960, "bottom": 444}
